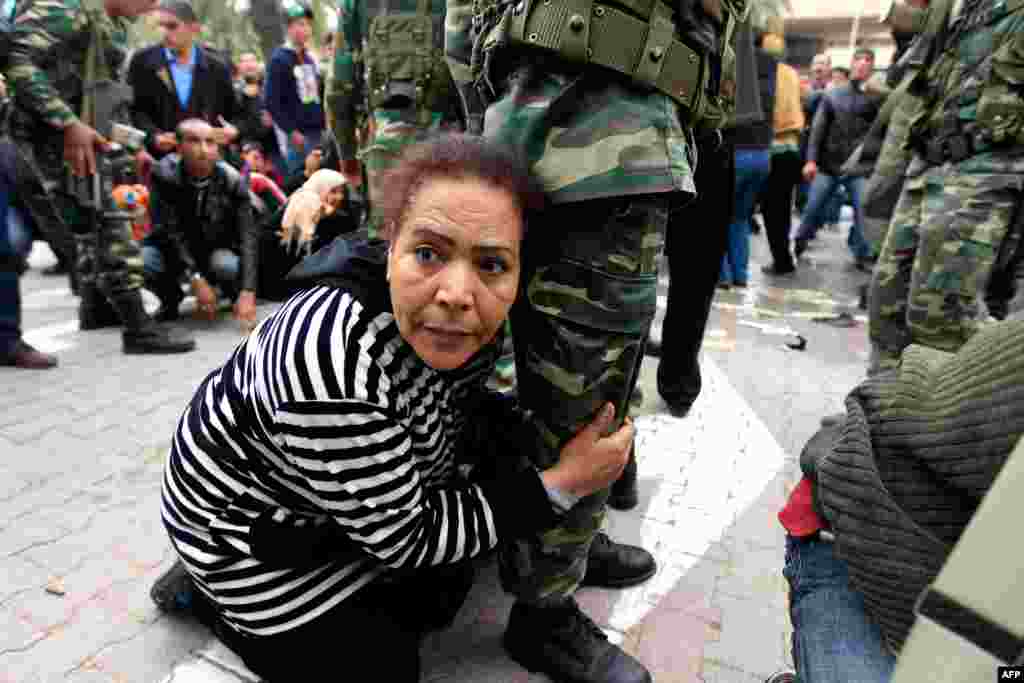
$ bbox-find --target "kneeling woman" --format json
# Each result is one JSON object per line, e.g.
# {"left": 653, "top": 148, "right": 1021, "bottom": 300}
{"left": 156, "top": 135, "right": 634, "bottom": 681}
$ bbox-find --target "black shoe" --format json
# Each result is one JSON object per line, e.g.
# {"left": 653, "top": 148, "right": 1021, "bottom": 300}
{"left": 582, "top": 532, "right": 656, "bottom": 588}
{"left": 504, "top": 599, "right": 652, "bottom": 683}
{"left": 607, "top": 442, "right": 638, "bottom": 511}
{"left": 820, "top": 412, "right": 846, "bottom": 427}
{"left": 765, "top": 670, "right": 796, "bottom": 683}
{"left": 794, "top": 239, "right": 808, "bottom": 259}
{"left": 0, "top": 340, "right": 58, "bottom": 369}
{"left": 114, "top": 293, "right": 197, "bottom": 354}
{"left": 78, "top": 287, "right": 122, "bottom": 331}
{"left": 150, "top": 559, "right": 195, "bottom": 612}
{"left": 858, "top": 283, "right": 869, "bottom": 311}
{"left": 761, "top": 263, "right": 796, "bottom": 276}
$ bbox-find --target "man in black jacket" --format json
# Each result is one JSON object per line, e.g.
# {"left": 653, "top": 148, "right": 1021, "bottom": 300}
{"left": 793, "top": 48, "right": 881, "bottom": 268}
{"left": 143, "top": 119, "right": 258, "bottom": 332}
{"left": 127, "top": 0, "right": 239, "bottom": 159}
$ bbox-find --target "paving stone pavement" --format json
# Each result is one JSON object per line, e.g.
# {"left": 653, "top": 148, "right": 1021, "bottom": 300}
{"left": 1, "top": 222, "right": 873, "bottom": 683}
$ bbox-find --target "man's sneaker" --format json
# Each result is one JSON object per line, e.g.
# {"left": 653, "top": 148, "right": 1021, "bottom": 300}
{"left": 794, "top": 239, "right": 809, "bottom": 259}
{"left": 765, "top": 669, "right": 797, "bottom": 683}
{"left": 504, "top": 599, "right": 652, "bottom": 683}
{"left": 761, "top": 263, "right": 796, "bottom": 277}
{"left": 582, "top": 532, "right": 656, "bottom": 588}
{"left": 150, "top": 559, "right": 195, "bottom": 612}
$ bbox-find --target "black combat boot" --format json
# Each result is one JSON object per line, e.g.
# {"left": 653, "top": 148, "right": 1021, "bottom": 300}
{"left": 112, "top": 292, "right": 196, "bottom": 354}
{"left": 78, "top": 285, "right": 122, "bottom": 330}
{"left": 582, "top": 532, "right": 656, "bottom": 588}
{"left": 607, "top": 441, "right": 638, "bottom": 511}
{"left": 505, "top": 599, "right": 651, "bottom": 683}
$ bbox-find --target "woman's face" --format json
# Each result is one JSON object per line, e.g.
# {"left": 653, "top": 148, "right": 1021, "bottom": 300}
{"left": 388, "top": 176, "right": 522, "bottom": 370}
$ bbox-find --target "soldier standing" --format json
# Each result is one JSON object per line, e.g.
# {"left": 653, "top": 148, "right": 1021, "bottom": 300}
{"left": 868, "top": 0, "right": 1024, "bottom": 371}
{"left": 325, "top": 0, "right": 462, "bottom": 235}
{"left": 446, "top": 0, "right": 744, "bottom": 680}
{"left": 6, "top": 0, "right": 196, "bottom": 354}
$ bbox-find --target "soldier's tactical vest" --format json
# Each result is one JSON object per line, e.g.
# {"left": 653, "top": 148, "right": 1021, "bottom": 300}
{"left": 470, "top": 0, "right": 746, "bottom": 127}
{"left": 362, "top": 0, "right": 452, "bottom": 123}
{"left": 907, "top": 0, "right": 1024, "bottom": 162}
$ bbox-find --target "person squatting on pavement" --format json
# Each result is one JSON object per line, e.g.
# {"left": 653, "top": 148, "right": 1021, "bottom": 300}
{"left": 868, "top": 0, "right": 1024, "bottom": 373}
{"left": 142, "top": 119, "right": 259, "bottom": 332}
{"left": 446, "top": 0, "right": 745, "bottom": 679}
{"left": 325, "top": 0, "right": 462, "bottom": 236}
{"left": 793, "top": 47, "right": 882, "bottom": 268}
{"left": 774, "top": 317, "right": 1024, "bottom": 683}
{"left": 0, "top": 141, "right": 58, "bottom": 369}
{"left": 5, "top": 0, "right": 196, "bottom": 354}
{"left": 152, "top": 136, "right": 641, "bottom": 682}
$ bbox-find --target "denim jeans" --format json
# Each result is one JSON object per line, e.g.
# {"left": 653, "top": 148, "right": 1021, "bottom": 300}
{"left": 784, "top": 535, "right": 896, "bottom": 683}
{"left": 794, "top": 173, "right": 871, "bottom": 260}
{"left": 721, "top": 149, "right": 770, "bottom": 284}
{"left": 143, "top": 245, "right": 241, "bottom": 307}
{"left": 0, "top": 193, "right": 26, "bottom": 355}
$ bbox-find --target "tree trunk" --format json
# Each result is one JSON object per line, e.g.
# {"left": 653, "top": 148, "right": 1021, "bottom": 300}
{"left": 250, "top": 0, "right": 285, "bottom": 60}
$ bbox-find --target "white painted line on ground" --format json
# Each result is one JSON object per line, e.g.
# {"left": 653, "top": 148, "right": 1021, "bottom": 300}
{"left": 22, "top": 320, "right": 80, "bottom": 353}
{"left": 605, "top": 353, "right": 787, "bottom": 633}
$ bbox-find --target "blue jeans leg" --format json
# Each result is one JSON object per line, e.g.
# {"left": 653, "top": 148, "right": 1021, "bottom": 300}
{"left": 0, "top": 188, "right": 20, "bottom": 355}
{"left": 207, "top": 249, "right": 240, "bottom": 289}
{"left": 721, "top": 149, "right": 770, "bottom": 284}
{"left": 794, "top": 174, "right": 840, "bottom": 243}
{"left": 784, "top": 536, "right": 896, "bottom": 683}
{"left": 8, "top": 206, "right": 32, "bottom": 261}
{"left": 842, "top": 176, "right": 871, "bottom": 261}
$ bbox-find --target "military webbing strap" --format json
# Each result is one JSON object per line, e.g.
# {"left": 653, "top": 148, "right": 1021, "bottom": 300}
{"left": 507, "top": 0, "right": 705, "bottom": 113}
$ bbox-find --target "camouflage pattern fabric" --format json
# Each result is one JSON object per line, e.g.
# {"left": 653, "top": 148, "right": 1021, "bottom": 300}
{"left": 869, "top": 162, "right": 1023, "bottom": 371}
{"left": 499, "top": 196, "right": 667, "bottom": 604}
{"left": 861, "top": 90, "right": 923, "bottom": 254}
{"left": 5, "top": 0, "right": 143, "bottom": 298}
{"left": 868, "top": 0, "right": 1024, "bottom": 371}
{"left": 326, "top": 0, "right": 460, "bottom": 235}
{"left": 444, "top": 0, "right": 699, "bottom": 204}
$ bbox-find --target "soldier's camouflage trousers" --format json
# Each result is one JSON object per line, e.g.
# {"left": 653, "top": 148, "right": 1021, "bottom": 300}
{"left": 14, "top": 140, "right": 144, "bottom": 298}
{"left": 360, "top": 113, "right": 444, "bottom": 237}
{"left": 499, "top": 195, "right": 668, "bottom": 605}
{"left": 868, "top": 163, "right": 1023, "bottom": 372}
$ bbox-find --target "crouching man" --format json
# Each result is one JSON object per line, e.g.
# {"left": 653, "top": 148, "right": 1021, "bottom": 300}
{"left": 144, "top": 119, "right": 259, "bottom": 332}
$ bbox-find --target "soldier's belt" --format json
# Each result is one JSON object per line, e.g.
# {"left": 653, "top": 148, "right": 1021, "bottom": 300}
{"left": 507, "top": 0, "right": 706, "bottom": 117}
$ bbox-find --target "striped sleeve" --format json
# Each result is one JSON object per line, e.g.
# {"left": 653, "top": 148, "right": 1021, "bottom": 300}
{"left": 275, "top": 399, "right": 503, "bottom": 569}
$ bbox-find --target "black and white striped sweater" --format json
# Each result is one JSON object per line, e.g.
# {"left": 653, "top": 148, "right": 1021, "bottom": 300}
{"left": 161, "top": 280, "right": 554, "bottom": 636}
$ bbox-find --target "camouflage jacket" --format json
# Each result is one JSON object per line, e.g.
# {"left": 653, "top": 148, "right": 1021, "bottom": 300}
{"left": 444, "top": 0, "right": 745, "bottom": 204}
{"left": 5, "top": 0, "right": 128, "bottom": 145}
{"left": 909, "top": 0, "right": 1024, "bottom": 173}
{"left": 325, "top": 0, "right": 460, "bottom": 160}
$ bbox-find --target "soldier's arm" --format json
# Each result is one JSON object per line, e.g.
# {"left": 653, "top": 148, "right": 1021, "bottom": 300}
{"left": 6, "top": 0, "right": 84, "bottom": 129}
{"left": 325, "top": 0, "right": 362, "bottom": 159}
{"left": 443, "top": 0, "right": 484, "bottom": 134}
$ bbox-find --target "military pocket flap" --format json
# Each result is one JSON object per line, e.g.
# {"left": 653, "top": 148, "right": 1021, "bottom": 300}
{"left": 527, "top": 260, "right": 658, "bottom": 336}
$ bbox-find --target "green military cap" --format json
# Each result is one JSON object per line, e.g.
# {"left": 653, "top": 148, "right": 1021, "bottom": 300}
{"left": 283, "top": 1, "right": 314, "bottom": 23}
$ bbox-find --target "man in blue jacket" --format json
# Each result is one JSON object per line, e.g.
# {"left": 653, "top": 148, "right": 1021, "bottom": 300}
{"left": 263, "top": 1, "right": 325, "bottom": 175}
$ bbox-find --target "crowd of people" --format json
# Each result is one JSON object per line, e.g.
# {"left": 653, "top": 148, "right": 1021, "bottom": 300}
{"left": 2, "top": 0, "right": 1023, "bottom": 682}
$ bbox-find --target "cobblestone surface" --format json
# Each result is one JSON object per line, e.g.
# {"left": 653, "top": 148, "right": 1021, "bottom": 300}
{"left": 1, "top": 223, "right": 873, "bottom": 682}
